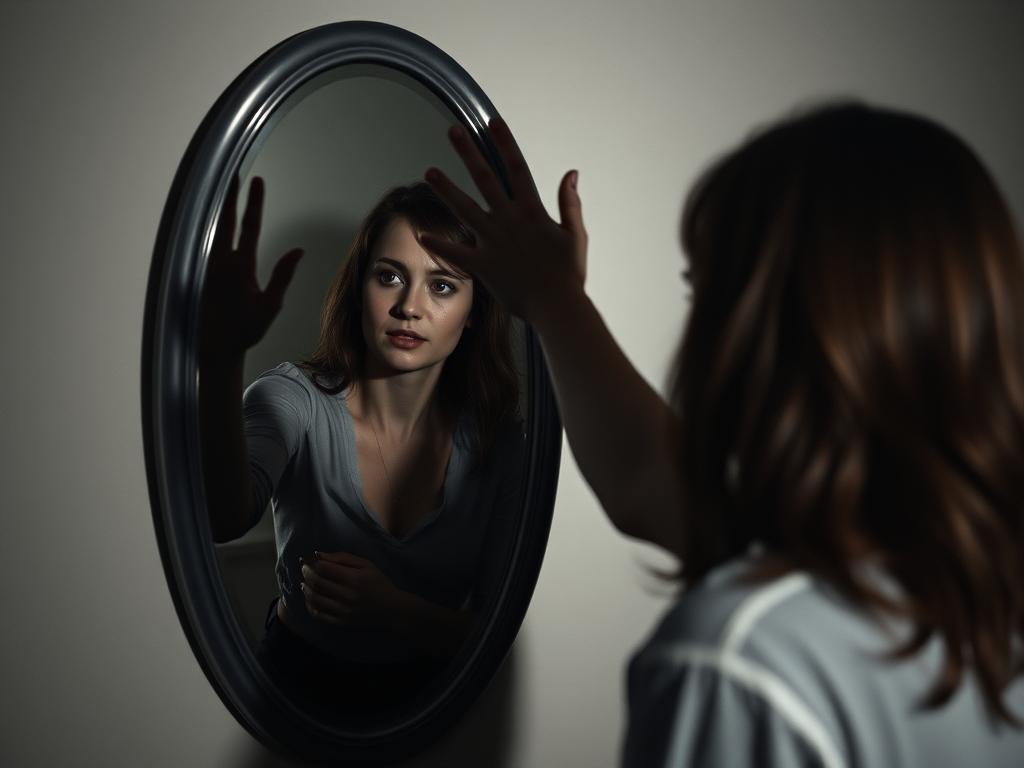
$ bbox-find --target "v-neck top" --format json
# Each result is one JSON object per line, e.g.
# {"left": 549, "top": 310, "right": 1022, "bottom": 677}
{"left": 242, "top": 362, "right": 525, "bottom": 662}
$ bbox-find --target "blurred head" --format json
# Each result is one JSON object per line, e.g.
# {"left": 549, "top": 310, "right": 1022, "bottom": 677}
{"left": 304, "top": 182, "right": 518, "bottom": 453}
{"left": 669, "top": 102, "right": 1024, "bottom": 721}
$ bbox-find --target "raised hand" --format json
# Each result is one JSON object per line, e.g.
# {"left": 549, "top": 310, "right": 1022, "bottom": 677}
{"left": 200, "top": 175, "right": 303, "bottom": 360}
{"left": 421, "top": 118, "right": 586, "bottom": 326}
{"left": 425, "top": 119, "right": 687, "bottom": 556}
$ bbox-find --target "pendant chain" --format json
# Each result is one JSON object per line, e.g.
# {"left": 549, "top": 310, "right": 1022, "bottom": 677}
{"left": 369, "top": 419, "right": 392, "bottom": 494}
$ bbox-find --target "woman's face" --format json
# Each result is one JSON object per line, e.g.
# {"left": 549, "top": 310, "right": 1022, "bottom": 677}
{"left": 361, "top": 217, "right": 474, "bottom": 376}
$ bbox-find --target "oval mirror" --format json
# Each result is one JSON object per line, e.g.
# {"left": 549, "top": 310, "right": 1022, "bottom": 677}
{"left": 142, "top": 21, "right": 561, "bottom": 764}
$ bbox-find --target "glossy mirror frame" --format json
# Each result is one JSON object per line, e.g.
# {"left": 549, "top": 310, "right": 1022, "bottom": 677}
{"left": 142, "top": 21, "right": 561, "bottom": 764}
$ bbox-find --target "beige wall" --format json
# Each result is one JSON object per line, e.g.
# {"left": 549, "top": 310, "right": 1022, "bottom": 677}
{"left": 2, "top": 1, "right": 1022, "bottom": 766}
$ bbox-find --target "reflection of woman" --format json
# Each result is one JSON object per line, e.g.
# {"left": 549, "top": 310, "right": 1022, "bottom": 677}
{"left": 199, "top": 181, "right": 522, "bottom": 720}
{"left": 423, "top": 106, "right": 1024, "bottom": 765}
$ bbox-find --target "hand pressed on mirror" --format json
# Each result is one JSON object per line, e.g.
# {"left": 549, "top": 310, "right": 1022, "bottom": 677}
{"left": 423, "top": 119, "right": 687, "bottom": 555}
{"left": 200, "top": 176, "right": 305, "bottom": 544}
{"left": 200, "top": 176, "right": 304, "bottom": 360}
{"left": 421, "top": 121, "right": 586, "bottom": 324}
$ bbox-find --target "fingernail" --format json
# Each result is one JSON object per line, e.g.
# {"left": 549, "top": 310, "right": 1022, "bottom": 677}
{"left": 425, "top": 167, "right": 440, "bottom": 182}
{"left": 571, "top": 170, "right": 579, "bottom": 190}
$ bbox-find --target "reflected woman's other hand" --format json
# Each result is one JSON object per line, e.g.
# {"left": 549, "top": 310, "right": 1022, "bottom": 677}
{"left": 299, "top": 551, "right": 404, "bottom": 627}
{"left": 200, "top": 175, "right": 304, "bottom": 361}
{"left": 299, "top": 549, "right": 475, "bottom": 658}
{"left": 421, "top": 118, "right": 586, "bottom": 326}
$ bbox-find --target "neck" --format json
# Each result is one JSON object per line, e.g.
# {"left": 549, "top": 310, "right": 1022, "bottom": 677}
{"left": 349, "top": 363, "right": 445, "bottom": 441}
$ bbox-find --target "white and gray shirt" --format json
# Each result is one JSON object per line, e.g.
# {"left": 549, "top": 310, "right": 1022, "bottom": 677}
{"left": 624, "top": 550, "right": 1024, "bottom": 767}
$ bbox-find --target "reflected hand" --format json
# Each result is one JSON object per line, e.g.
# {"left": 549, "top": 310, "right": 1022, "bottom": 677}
{"left": 421, "top": 118, "right": 587, "bottom": 324}
{"left": 200, "top": 175, "right": 303, "bottom": 360}
{"left": 299, "top": 551, "right": 404, "bottom": 627}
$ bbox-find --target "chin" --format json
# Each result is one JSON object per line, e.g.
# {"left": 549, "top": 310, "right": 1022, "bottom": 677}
{"left": 377, "top": 349, "right": 442, "bottom": 374}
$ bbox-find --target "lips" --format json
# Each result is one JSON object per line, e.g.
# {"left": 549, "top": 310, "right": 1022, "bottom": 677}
{"left": 386, "top": 330, "right": 426, "bottom": 340}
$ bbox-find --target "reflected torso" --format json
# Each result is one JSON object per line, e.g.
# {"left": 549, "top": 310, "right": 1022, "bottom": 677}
{"left": 243, "top": 362, "right": 520, "bottom": 663}
{"left": 349, "top": 403, "right": 455, "bottom": 540}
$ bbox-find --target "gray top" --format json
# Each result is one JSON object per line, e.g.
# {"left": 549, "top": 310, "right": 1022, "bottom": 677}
{"left": 623, "top": 548, "right": 1024, "bottom": 767}
{"left": 242, "top": 362, "right": 524, "bottom": 662}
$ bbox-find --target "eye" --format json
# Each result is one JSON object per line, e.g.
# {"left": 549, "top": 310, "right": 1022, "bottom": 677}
{"left": 431, "top": 279, "right": 456, "bottom": 296}
{"left": 377, "top": 269, "right": 403, "bottom": 286}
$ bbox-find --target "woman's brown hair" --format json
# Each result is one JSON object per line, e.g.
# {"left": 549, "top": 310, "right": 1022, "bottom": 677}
{"left": 669, "top": 102, "right": 1024, "bottom": 723}
{"left": 302, "top": 182, "right": 518, "bottom": 456}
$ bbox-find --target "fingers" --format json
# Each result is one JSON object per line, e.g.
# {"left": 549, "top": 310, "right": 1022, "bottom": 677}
{"left": 315, "top": 550, "right": 370, "bottom": 568}
{"left": 212, "top": 174, "right": 240, "bottom": 253}
{"left": 558, "top": 170, "right": 585, "bottom": 238}
{"left": 418, "top": 233, "right": 477, "bottom": 273}
{"left": 300, "top": 555, "right": 370, "bottom": 623}
{"left": 263, "top": 248, "right": 304, "bottom": 308}
{"left": 445, "top": 123, "right": 509, "bottom": 211}
{"left": 300, "top": 582, "right": 350, "bottom": 624}
{"left": 489, "top": 117, "right": 542, "bottom": 206}
{"left": 301, "top": 561, "right": 356, "bottom": 602}
{"left": 425, "top": 166, "right": 487, "bottom": 233}
{"left": 237, "top": 176, "right": 265, "bottom": 257}
{"left": 302, "top": 562, "right": 356, "bottom": 596}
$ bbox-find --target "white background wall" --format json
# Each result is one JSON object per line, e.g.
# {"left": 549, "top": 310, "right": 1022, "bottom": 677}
{"left": 2, "top": 1, "right": 1022, "bottom": 766}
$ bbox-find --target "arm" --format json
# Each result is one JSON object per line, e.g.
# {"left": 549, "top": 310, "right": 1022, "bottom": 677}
{"left": 198, "top": 175, "right": 303, "bottom": 542}
{"left": 199, "top": 355, "right": 253, "bottom": 543}
{"left": 301, "top": 552, "right": 474, "bottom": 659}
{"left": 421, "top": 120, "right": 685, "bottom": 555}
{"left": 530, "top": 288, "right": 686, "bottom": 550}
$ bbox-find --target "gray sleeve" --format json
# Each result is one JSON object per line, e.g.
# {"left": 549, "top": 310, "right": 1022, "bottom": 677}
{"left": 242, "top": 370, "right": 312, "bottom": 527}
{"left": 622, "top": 650, "right": 829, "bottom": 768}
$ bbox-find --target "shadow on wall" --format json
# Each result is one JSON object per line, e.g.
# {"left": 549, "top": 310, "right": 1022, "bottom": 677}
{"left": 220, "top": 641, "right": 523, "bottom": 768}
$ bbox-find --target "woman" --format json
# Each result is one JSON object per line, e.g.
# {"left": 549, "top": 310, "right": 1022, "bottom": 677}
{"left": 421, "top": 105, "right": 1024, "bottom": 765}
{"left": 199, "top": 180, "right": 523, "bottom": 721}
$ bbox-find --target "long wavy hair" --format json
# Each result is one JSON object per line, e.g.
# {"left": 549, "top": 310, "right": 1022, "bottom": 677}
{"left": 301, "top": 182, "right": 518, "bottom": 457}
{"left": 669, "top": 102, "right": 1024, "bottom": 724}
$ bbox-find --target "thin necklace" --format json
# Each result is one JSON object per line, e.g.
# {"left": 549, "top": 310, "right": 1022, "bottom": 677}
{"left": 368, "top": 419, "right": 392, "bottom": 493}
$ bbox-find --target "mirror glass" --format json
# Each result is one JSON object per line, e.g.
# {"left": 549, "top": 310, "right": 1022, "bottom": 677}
{"left": 206, "top": 63, "right": 529, "bottom": 726}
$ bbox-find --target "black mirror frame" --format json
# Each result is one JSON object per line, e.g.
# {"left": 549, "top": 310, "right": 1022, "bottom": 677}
{"left": 141, "top": 20, "right": 561, "bottom": 765}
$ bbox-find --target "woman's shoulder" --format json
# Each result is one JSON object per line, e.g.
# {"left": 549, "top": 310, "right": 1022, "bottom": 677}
{"left": 242, "top": 362, "right": 337, "bottom": 417}
{"left": 638, "top": 548, "right": 823, "bottom": 659}
{"left": 249, "top": 362, "right": 343, "bottom": 395}
{"left": 625, "top": 554, "right": 853, "bottom": 768}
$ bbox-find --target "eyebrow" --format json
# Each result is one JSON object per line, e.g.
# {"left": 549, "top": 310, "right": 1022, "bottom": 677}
{"left": 374, "top": 256, "right": 467, "bottom": 281}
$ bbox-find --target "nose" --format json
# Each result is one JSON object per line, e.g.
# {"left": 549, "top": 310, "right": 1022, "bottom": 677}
{"left": 391, "top": 286, "right": 423, "bottom": 320}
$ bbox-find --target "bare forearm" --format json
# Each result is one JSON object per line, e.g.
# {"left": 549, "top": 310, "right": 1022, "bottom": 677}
{"left": 531, "top": 288, "right": 686, "bottom": 554}
{"left": 198, "top": 355, "right": 256, "bottom": 542}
